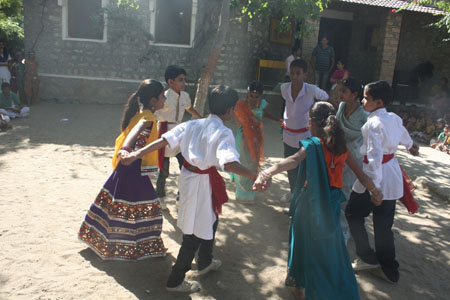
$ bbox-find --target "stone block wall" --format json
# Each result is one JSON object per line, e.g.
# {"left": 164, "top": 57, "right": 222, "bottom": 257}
{"left": 396, "top": 12, "right": 450, "bottom": 82}
{"left": 23, "top": 0, "right": 290, "bottom": 104}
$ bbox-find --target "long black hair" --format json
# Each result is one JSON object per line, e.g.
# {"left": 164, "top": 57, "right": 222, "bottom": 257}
{"left": 342, "top": 77, "right": 363, "bottom": 101}
{"left": 120, "top": 79, "right": 164, "bottom": 131}
{"left": 309, "top": 101, "right": 347, "bottom": 155}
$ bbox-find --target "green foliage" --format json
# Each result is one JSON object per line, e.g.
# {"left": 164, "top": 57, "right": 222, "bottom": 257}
{"left": 0, "top": 0, "right": 23, "bottom": 49}
{"left": 401, "top": 0, "right": 450, "bottom": 42}
{"left": 231, "top": 0, "right": 331, "bottom": 38}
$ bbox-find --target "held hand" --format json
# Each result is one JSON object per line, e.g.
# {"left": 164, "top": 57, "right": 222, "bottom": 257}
{"left": 409, "top": 143, "right": 419, "bottom": 156}
{"left": 121, "top": 151, "right": 140, "bottom": 166}
{"left": 252, "top": 170, "right": 272, "bottom": 192}
{"left": 370, "top": 188, "right": 383, "bottom": 206}
{"left": 117, "top": 149, "right": 129, "bottom": 160}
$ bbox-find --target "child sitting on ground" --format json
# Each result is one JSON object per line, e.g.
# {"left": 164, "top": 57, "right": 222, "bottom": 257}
{"left": 120, "top": 85, "right": 257, "bottom": 293}
{"left": 431, "top": 122, "right": 447, "bottom": 148}
{"left": 0, "top": 82, "right": 29, "bottom": 119}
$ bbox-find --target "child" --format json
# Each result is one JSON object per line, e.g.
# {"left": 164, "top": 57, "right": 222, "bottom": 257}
{"left": 431, "top": 122, "right": 448, "bottom": 149}
{"left": 280, "top": 58, "right": 328, "bottom": 200}
{"left": 78, "top": 79, "right": 168, "bottom": 260}
{"left": 121, "top": 85, "right": 257, "bottom": 293}
{"left": 0, "top": 82, "right": 30, "bottom": 118}
{"left": 336, "top": 77, "right": 367, "bottom": 244}
{"left": 253, "top": 101, "right": 383, "bottom": 300}
{"left": 11, "top": 51, "right": 25, "bottom": 104}
{"left": 24, "top": 51, "right": 39, "bottom": 105}
{"left": 285, "top": 45, "right": 302, "bottom": 82}
{"left": 155, "top": 65, "right": 203, "bottom": 208}
{"left": 329, "top": 59, "right": 350, "bottom": 108}
{"left": 345, "top": 80, "right": 419, "bottom": 284}
{"left": 231, "top": 80, "right": 281, "bottom": 204}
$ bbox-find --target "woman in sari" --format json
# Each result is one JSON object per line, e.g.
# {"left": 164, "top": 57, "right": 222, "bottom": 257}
{"left": 78, "top": 79, "right": 168, "bottom": 260}
{"left": 254, "top": 102, "right": 382, "bottom": 300}
{"left": 231, "top": 81, "right": 281, "bottom": 204}
{"left": 336, "top": 77, "right": 368, "bottom": 244}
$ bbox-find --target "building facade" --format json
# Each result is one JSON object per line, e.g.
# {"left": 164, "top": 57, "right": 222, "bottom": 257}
{"left": 23, "top": 0, "right": 449, "bottom": 104}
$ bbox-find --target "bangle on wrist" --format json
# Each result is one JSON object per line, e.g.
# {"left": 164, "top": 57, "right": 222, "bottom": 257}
{"left": 120, "top": 146, "right": 131, "bottom": 152}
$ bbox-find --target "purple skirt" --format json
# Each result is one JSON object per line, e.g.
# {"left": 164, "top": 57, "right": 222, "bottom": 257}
{"left": 78, "top": 159, "right": 167, "bottom": 260}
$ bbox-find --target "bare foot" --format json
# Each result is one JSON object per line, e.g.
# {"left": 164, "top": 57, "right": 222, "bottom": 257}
{"left": 289, "top": 286, "right": 305, "bottom": 300}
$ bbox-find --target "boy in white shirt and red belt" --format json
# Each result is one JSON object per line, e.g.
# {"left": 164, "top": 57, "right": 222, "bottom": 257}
{"left": 120, "top": 85, "right": 257, "bottom": 293}
{"left": 345, "top": 81, "right": 419, "bottom": 283}
{"left": 280, "top": 58, "right": 328, "bottom": 196}
{"left": 155, "top": 65, "right": 203, "bottom": 207}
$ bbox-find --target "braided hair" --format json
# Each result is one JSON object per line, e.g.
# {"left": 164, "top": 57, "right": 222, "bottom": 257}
{"left": 309, "top": 101, "right": 347, "bottom": 155}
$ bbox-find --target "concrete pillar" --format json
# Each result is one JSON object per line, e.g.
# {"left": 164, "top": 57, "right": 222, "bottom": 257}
{"left": 374, "top": 10, "right": 403, "bottom": 85}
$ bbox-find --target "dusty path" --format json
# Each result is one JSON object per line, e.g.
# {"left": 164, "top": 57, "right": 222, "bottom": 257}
{"left": 0, "top": 102, "right": 449, "bottom": 300}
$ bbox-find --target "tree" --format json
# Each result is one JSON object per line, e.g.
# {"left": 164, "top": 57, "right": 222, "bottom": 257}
{"left": 418, "top": 0, "right": 450, "bottom": 42}
{"left": 0, "top": 0, "right": 23, "bottom": 50}
{"left": 400, "top": 0, "right": 450, "bottom": 42}
{"left": 192, "top": 0, "right": 331, "bottom": 115}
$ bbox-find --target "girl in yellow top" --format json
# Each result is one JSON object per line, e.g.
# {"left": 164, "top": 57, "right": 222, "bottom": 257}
{"left": 78, "top": 79, "right": 168, "bottom": 260}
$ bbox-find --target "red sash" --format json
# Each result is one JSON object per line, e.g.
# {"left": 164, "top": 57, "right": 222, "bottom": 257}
{"left": 363, "top": 154, "right": 419, "bottom": 214}
{"left": 281, "top": 122, "right": 309, "bottom": 133}
{"left": 158, "top": 121, "right": 176, "bottom": 170}
{"left": 183, "top": 160, "right": 228, "bottom": 216}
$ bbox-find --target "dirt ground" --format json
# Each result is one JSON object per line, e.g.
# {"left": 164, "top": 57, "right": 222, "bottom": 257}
{"left": 0, "top": 102, "right": 449, "bottom": 300}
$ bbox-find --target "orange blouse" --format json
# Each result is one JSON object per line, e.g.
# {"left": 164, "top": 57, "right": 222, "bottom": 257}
{"left": 320, "top": 140, "right": 348, "bottom": 188}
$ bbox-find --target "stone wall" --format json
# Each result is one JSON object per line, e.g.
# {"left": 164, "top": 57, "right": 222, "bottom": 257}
{"left": 23, "top": 0, "right": 290, "bottom": 104}
{"left": 396, "top": 11, "right": 450, "bottom": 82}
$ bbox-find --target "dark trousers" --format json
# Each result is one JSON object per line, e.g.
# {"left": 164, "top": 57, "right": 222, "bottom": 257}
{"left": 166, "top": 219, "right": 219, "bottom": 288}
{"left": 345, "top": 191, "right": 399, "bottom": 278}
{"left": 284, "top": 143, "right": 299, "bottom": 194}
{"left": 156, "top": 153, "right": 184, "bottom": 197}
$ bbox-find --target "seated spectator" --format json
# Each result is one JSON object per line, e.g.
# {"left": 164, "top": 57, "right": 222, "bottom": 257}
{"left": 428, "top": 118, "right": 445, "bottom": 146}
{"left": 328, "top": 59, "right": 349, "bottom": 108}
{"left": 0, "top": 82, "right": 29, "bottom": 119}
{"left": 431, "top": 122, "right": 447, "bottom": 148}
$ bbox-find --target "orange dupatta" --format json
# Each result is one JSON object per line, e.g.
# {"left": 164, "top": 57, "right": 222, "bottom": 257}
{"left": 234, "top": 99, "right": 265, "bottom": 166}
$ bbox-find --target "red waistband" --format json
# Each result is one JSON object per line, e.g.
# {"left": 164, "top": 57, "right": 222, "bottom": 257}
{"left": 183, "top": 159, "right": 214, "bottom": 174}
{"left": 363, "top": 154, "right": 394, "bottom": 164}
{"left": 182, "top": 159, "right": 228, "bottom": 216}
{"left": 281, "top": 122, "right": 309, "bottom": 133}
{"left": 160, "top": 121, "right": 177, "bottom": 125}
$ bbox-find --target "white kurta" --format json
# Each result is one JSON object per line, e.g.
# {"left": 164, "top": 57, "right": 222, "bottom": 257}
{"left": 155, "top": 88, "right": 192, "bottom": 157}
{"left": 353, "top": 108, "right": 413, "bottom": 200}
{"left": 280, "top": 82, "right": 329, "bottom": 148}
{"left": 162, "top": 114, "right": 240, "bottom": 240}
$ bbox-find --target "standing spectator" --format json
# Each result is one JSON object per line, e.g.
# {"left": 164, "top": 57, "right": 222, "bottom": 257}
{"left": 285, "top": 45, "right": 302, "bottom": 82}
{"left": 310, "top": 36, "right": 335, "bottom": 90}
{"left": 0, "top": 41, "right": 12, "bottom": 84}
{"left": 24, "top": 50, "right": 40, "bottom": 105}
{"left": 10, "top": 51, "right": 25, "bottom": 104}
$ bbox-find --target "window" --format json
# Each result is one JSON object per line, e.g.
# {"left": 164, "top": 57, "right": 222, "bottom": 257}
{"left": 58, "top": 0, "right": 108, "bottom": 42}
{"left": 149, "top": 0, "right": 197, "bottom": 47}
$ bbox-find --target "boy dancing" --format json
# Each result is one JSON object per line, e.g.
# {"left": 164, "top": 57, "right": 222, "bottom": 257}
{"left": 345, "top": 81, "right": 419, "bottom": 283}
{"left": 120, "top": 85, "right": 257, "bottom": 293}
{"left": 155, "top": 65, "right": 203, "bottom": 208}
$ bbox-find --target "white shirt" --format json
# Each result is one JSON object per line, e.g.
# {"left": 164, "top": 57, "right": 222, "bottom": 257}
{"left": 162, "top": 114, "right": 240, "bottom": 240}
{"left": 280, "top": 82, "right": 329, "bottom": 148}
{"left": 155, "top": 88, "right": 192, "bottom": 156}
{"left": 285, "top": 54, "right": 295, "bottom": 76}
{"left": 352, "top": 108, "right": 413, "bottom": 200}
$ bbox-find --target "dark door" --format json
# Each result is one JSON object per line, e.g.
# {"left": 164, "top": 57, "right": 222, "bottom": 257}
{"left": 318, "top": 17, "right": 352, "bottom": 67}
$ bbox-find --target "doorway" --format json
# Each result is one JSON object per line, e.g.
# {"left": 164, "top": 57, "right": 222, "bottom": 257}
{"left": 318, "top": 17, "right": 352, "bottom": 69}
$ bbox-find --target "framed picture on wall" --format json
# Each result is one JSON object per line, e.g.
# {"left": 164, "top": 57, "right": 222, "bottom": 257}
{"left": 269, "top": 18, "right": 293, "bottom": 45}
